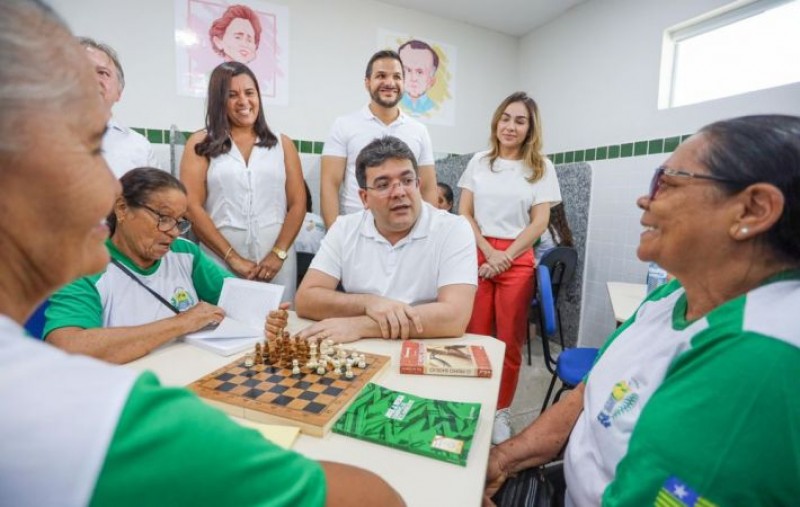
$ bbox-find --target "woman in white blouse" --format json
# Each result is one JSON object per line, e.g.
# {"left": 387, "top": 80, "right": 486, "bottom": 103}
{"left": 458, "top": 92, "right": 562, "bottom": 444}
{"left": 181, "top": 62, "right": 305, "bottom": 302}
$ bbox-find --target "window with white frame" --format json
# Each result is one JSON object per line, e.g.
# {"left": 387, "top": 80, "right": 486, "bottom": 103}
{"left": 658, "top": 0, "right": 800, "bottom": 109}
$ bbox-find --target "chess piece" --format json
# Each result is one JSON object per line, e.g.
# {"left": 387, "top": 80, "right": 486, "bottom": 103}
{"left": 357, "top": 354, "right": 366, "bottom": 369}
{"left": 244, "top": 353, "right": 254, "bottom": 368}
{"left": 292, "top": 359, "right": 300, "bottom": 375}
{"left": 316, "top": 365, "right": 326, "bottom": 375}
{"left": 345, "top": 363, "right": 354, "bottom": 379}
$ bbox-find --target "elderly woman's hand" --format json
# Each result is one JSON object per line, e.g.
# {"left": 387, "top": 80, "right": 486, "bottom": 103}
{"left": 178, "top": 301, "right": 226, "bottom": 333}
{"left": 483, "top": 445, "right": 512, "bottom": 506}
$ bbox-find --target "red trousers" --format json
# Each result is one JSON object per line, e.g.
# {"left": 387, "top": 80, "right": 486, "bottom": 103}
{"left": 467, "top": 238, "right": 534, "bottom": 409}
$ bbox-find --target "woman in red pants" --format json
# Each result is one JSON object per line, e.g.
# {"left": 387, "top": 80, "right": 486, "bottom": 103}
{"left": 458, "top": 92, "right": 561, "bottom": 444}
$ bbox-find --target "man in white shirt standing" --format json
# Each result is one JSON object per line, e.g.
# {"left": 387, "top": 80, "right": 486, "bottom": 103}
{"left": 279, "top": 136, "right": 477, "bottom": 343}
{"left": 320, "top": 50, "right": 437, "bottom": 229}
{"left": 79, "top": 37, "right": 160, "bottom": 179}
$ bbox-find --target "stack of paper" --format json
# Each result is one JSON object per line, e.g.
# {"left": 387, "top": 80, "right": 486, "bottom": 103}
{"left": 184, "top": 278, "right": 284, "bottom": 356}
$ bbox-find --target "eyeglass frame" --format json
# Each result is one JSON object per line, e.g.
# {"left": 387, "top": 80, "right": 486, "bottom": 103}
{"left": 648, "top": 166, "right": 739, "bottom": 201}
{"left": 135, "top": 202, "right": 192, "bottom": 234}
{"left": 363, "top": 175, "right": 420, "bottom": 196}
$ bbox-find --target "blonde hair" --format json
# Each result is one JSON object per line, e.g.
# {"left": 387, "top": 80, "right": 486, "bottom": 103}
{"left": 485, "top": 91, "right": 545, "bottom": 183}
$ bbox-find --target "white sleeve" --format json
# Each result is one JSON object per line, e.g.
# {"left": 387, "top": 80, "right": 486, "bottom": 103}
{"left": 146, "top": 142, "right": 162, "bottom": 170}
{"left": 456, "top": 153, "right": 481, "bottom": 191}
{"left": 321, "top": 118, "right": 347, "bottom": 157}
{"left": 535, "top": 159, "right": 562, "bottom": 206}
{"left": 307, "top": 219, "right": 344, "bottom": 280}
{"left": 416, "top": 127, "right": 434, "bottom": 166}
{"left": 437, "top": 217, "right": 478, "bottom": 288}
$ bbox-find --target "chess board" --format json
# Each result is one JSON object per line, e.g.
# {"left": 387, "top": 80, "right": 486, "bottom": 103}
{"left": 189, "top": 352, "right": 390, "bottom": 437}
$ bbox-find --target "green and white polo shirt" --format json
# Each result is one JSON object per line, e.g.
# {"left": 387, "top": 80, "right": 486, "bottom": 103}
{"left": 44, "top": 238, "right": 233, "bottom": 336}
{"left": 565, "top": 272, "right": 800, "bottom": 507}
{"left": 1, "top": 316, "right": 326, "bottom": 506}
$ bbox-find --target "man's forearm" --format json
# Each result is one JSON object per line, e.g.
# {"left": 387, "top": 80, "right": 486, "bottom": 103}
{"left": 295, "top": 287, "right": 370, "bottom": 321}
{"left": 297, "top": 289, "right": 472, "bottom": 339}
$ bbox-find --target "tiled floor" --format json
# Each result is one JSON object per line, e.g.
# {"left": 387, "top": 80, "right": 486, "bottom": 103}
{"left": 507, "top": 324, "right": 561, "bottom": 435}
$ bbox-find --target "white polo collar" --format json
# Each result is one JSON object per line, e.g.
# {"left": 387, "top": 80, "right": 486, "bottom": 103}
{"left": 359, "top": 104, "right": 407, "bottom": 127}
{"left": 107, "top": 118, "right": 128, "bottom": 134}
{"left": 360, "top": 202, "right": 433, "bottom": 246}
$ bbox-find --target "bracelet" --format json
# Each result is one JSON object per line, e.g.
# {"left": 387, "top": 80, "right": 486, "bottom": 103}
{"left": 223, "top": 246, "right": 234, "bottom": 262}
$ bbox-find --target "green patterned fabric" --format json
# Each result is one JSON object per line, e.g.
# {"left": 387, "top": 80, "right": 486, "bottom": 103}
{"left": 333, "top": 383, "right": 481, "bottom": 466}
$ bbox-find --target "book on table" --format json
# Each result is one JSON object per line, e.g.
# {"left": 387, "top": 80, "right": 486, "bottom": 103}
{"left": 399, "top": 340, "right": 493, "bottom": 378}
{"left": 332, "top": 383, "right": 481, "bottom": 466}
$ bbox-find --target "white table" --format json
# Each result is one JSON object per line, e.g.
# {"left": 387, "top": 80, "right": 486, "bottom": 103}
{"left": 127, "top": 312, "right": 504, "bottom": 507}
{"left": 606, "top": 282, "right": 647, "bottom": 324}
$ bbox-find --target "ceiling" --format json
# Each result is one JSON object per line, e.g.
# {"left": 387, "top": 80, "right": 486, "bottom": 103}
{"left": 376, "top": 0, "right": 589, "bottom": 37}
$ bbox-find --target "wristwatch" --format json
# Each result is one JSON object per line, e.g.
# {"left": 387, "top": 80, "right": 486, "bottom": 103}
{"left": 271, "top": 246, "right": 288, "bottom": 260}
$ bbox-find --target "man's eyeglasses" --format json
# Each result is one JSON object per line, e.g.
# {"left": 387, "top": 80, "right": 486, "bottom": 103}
{"left": 648, "top": 166, "right": 738, "bottom": 201}
{"left": 137, "top": 203, "right": 192, "bottom": 234}
{"left": 364, "top": 176, "right": 419, "bottom": 196}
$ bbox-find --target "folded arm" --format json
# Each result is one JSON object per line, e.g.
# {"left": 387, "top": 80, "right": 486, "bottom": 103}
{"left": 293, "top": 269, "right": 476, "bottom": 342}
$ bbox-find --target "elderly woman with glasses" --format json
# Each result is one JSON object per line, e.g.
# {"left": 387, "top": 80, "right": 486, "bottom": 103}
{"left": 45, "top": 168, "right": 234, "bottom": 364}
{"left": 484, "top": 115, "right": 800, "bottom": 507}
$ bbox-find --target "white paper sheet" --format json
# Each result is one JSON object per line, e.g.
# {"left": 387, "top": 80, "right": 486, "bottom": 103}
{"left": 184, "top": 279, "right": 284, "bottom": 354}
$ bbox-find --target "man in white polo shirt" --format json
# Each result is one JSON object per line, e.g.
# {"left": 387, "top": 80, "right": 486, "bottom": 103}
{"left": 319, "top": 49, "right": 437, "bottom": 229}
{"left": 79, "top": 37, "right": 161, "bottom": 179}
{"left": 292, "top": 136, "right": 476, "bottom": 343}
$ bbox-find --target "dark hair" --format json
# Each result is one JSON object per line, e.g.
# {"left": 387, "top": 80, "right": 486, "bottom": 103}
{"left": 209, "top": 4, "right": 262, "bottom": 55}
{"left": 195, "top": 62, "right": 277, "bottom": 158}
{"left": 77, "top": 36, "right": 125, "bottom": 89}
{"left": 698, "top": 114, "right": 800, "bottom": 262}
{"left": 437, "top": 182, "right": 453, "bottom": 205}
{"left": 486, "top": 91, "right": 545, "bottom": 183}
{"left": 355, "top": 136, "right": 418, "bottom": 188}
{"left": 365, "top": 50, "right": 403, "bottom": 79}
{"left": 304, "top": 180, "right": 313, "bottom": 213}
{"left": 108, "top": 168, "right": 187, "bottom": 235}
{"left": 398, "top": 39, "right": 439, "bottom": 70}
{"left": 548, "top": 204, "right": 574, "bottom": 247}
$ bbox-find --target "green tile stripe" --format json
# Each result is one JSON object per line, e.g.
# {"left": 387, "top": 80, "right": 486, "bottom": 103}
{"left": 134, "top": 127, "right": 692, "bottom": 162}
{"left": 546, "top": 133, "right": 694, "bottom": 164}
{"left": 133, "top": 128, "right": 327, "bottom": 154}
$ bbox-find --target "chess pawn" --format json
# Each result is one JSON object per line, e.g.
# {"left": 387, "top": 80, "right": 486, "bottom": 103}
{"left": 316, "top": 364, "right": 326, "bottom": 375}
{"left": 255, "top": 351, "right": 263, "bottom": 365}
{"left": 292, "top": 359, "right": 300, "bottom": 375}
{"left": 332, "top": 358, "right": 341, "bottom": 374}
{"left": 357, "top": 354, "right": 366, "bottom": 369}
{"left": 345, "top": 363, "right": 354, "bottom": 379}
{"left": 244, "top": 353, "right": 254, "bottom": 368}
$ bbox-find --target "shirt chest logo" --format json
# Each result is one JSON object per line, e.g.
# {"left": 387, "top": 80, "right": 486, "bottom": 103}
{"left": 170, "top": 287, "right": 196, "bottom": 311}
{"left": 596, "top": 378, "right": 641, "bottom": 428}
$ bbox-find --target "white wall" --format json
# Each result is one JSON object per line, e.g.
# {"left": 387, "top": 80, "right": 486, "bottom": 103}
{"left": 49, "top": 0, "right": 519, "bottom": 155}
{"left": 519, "top": 0, "right": 800, "bottom": 346}
{"left": 520, "top": 0, "right": 800, "bottom": 153}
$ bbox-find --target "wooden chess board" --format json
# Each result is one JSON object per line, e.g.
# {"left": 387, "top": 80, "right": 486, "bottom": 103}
{"left": 189, "top": 352, "right": 390, "bottom": 437}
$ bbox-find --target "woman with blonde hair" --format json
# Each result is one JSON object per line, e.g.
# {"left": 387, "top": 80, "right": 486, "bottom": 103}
{"left": 458, "top": 91, "right": 561, "bottom": 444}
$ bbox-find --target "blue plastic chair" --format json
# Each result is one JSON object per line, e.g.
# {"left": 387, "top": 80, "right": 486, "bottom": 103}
{"left": 23, "top": 299, "right": 49, "bottom": 340}
{"left": 536, "top": 265, "right": 598, "bottom": 413}
{"left": 527, "top": 247, "right": 578, "bottom": 364}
